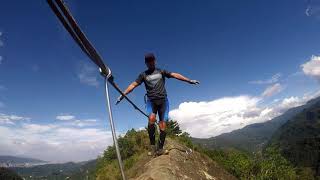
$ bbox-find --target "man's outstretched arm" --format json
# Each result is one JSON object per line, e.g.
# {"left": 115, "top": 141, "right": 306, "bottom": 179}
{"left": 116, "top": 81, "right": 140, "bottom": 104}
{"left": 170, "top": 72, "right": 200, "bottom": 84}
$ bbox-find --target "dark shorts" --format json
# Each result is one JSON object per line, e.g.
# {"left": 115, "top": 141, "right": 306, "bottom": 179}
{"left": 146, "top": 98, "right": 169, "bottom": 121}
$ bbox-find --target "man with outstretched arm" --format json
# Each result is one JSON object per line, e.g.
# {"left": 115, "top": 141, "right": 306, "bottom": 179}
{"left": 116, "top": 53, "right": 199, "bottom": 156}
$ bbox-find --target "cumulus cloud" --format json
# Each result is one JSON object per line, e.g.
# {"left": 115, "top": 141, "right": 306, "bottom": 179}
{"left": 249, "top": 73, "right": 281, "bottom": 85}
{"left": 0, "top": 113, "right": 30, "bottom": 125}
{"left": 169, "top": 91, "right": 320, "bottom": 138}
{"left": 0, "top": 124, "right": 113, "bottom": 162}
{"left": 56, "top": 115, "right": 75, "bottom": 121}
{"left": 261, "top": 83, "right": 284, "bottom": 98}
{"left": 56, "top": 114, "right": 98, "bottom": 127}
{"left": 78, "top": 62, "right": 99, "bottom": 87}
{"left": 301, "top": 55, "right": 320, "bottom": 81}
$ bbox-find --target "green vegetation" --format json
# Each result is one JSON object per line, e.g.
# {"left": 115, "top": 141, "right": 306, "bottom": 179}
{"left": 193, "top": 97, "right": 320, "bottom": 179}
{"left": 95, "top": 128, "right": 150, "bottom": 179}
{"left": 176, "top": 129, "right": 298, "bottom": 179}
{"left": 0, "top": 167, "right": 23, "bottom": 180}
{"left": 95, "top": 120, "right": 193, "bottom": 179}
{"left": 96, "top": 120, "right": 302, "bottom": 179}
{"left": 268, "top": 105, "right": 320, "bottom": 179}
{"left": 190, "top": 140, "right": 298, "bottom": 179}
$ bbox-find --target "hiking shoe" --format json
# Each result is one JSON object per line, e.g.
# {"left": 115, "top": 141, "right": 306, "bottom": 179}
{"left": 147, "top": 145, "right": 156, "bottom": 156}
{"left": 156, "top": 148, "right": 169, "bottom": 156}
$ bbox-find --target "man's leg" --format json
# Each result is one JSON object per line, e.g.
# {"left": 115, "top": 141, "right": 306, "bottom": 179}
{"left": 148, "top": 113, "right": 156, "bottom": 145}
{"left": 157, "top": 98, "right": 169, "bottom": 151}
{"left": 158, "top": 120, "right": 166, "bottom": 150}
{"left": 146, "top": 99, "right": 158, "bottom": 156}
{"left": 146, "top": 99, "right": 157, "bottom": 145}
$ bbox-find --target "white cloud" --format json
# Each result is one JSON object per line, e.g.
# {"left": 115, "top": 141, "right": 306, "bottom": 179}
{"left": 71, "top": 119, "right": 98, "bottom": 127}
{"left": 78, "top": 62, "right": 99, "bottom": 87}
{"left": 0, "top": 124, "right": 113, "bottom": 162}
{"left": 21, "top": 124, "right": 57, "bottom": 134}
{"left": 261, "top": 83, "right": 284, "bottom": 98}
{"left": 0, "top": 113, "right": 30, "bottom": 125}
{"left": 0, "top": 112, "right": 106, "bottom": 162}
{"left": 169, "top": 91, "right": 320, "bottom": 138}
{"left": 301, "top": 55, "right": 320, "bottom": 81}
{"left": 249, "top": 73, "right": 281, "bottom": 84}
{"left": 56, "top": 115, "right": 75, "bottom": 121}
{"left": 0, "top": 56, "right": 3, "bottom": 65}
{"left": 56, "top": 114, "right": 98, "bottom": 127}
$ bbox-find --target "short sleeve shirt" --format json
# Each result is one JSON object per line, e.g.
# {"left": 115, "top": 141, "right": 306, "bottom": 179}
{"left": 135, "top": 68, "right": 172, "bottom": 100}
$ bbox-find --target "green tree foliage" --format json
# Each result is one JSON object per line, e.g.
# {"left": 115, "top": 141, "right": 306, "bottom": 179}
{"left": 201, "top": 148, "right": 256, "bottom": 179}
{"left": 166, "top": 120, "right": 182, "bottom": 136}
{"left": 192, "top": 140, "right": 298, "bottom": 179}
{"left": 296, "top": 167, "right": 316, "bottom": 180}
{"left": 95, "top": 129, "right": 149, "bottom": 180}
{"left": 257, "top": 147, "right": 298, "bottom": 179}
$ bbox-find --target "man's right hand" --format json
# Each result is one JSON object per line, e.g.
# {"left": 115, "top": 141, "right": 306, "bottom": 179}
{"left": 116, "top": 81, "right": 139, "bottom": 105}
{"left": 116, "top": 95, "right": 125, "bottom": 105}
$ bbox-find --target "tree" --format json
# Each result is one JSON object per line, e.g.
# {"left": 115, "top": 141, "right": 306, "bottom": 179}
{"left": 166, "top": 120, "right": 182, "bottom": 136}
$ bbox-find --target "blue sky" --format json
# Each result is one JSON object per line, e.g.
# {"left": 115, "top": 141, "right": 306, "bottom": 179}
{"left": 1, "top": 0, "right": 320, "bottom": 162}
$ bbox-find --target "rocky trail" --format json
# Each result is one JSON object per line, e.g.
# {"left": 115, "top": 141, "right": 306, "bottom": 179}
{"left": 126, "top": 138, "right": 236, "bottom": 180}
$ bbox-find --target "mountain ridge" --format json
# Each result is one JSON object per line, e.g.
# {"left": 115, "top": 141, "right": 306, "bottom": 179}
{"left": 192, "top": 96, "right": 320, "bottom": 152}
{"left": 268, "top": 98, "right": 320, "bottom": 177}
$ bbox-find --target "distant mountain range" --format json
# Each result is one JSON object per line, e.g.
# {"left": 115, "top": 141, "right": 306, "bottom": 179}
{"left": 269, "top": 98, "right": 320, "bottom": 176}
{"left": 192, "top": 96, "right": 320, "bottom": 153}
{"left": 0, "top": 155, "right": 47, "bottom": 167}
{"left": 11, "top": 159, "right": 96, "bottom": 180}
{"left": 0, "top": 155, "right": 96, "bottom": 179}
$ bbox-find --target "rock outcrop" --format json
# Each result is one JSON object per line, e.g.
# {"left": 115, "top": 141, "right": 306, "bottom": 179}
{"left": 127, "top": 138, "right": 236, "bottom": 180}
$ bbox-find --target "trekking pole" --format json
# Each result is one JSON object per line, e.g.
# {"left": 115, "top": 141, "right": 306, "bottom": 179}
{"left": 103, "top": 68, "right": 126, "bottom": 180}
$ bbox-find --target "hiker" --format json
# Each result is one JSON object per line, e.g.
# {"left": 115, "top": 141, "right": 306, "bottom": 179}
{"left": 117, "top": 53, "right": 199, "bottom": 156}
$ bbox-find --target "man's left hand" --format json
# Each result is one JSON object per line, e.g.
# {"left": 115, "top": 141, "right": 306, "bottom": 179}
{"left": 189, "top": 80, "right": 200, "bottom": 85}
